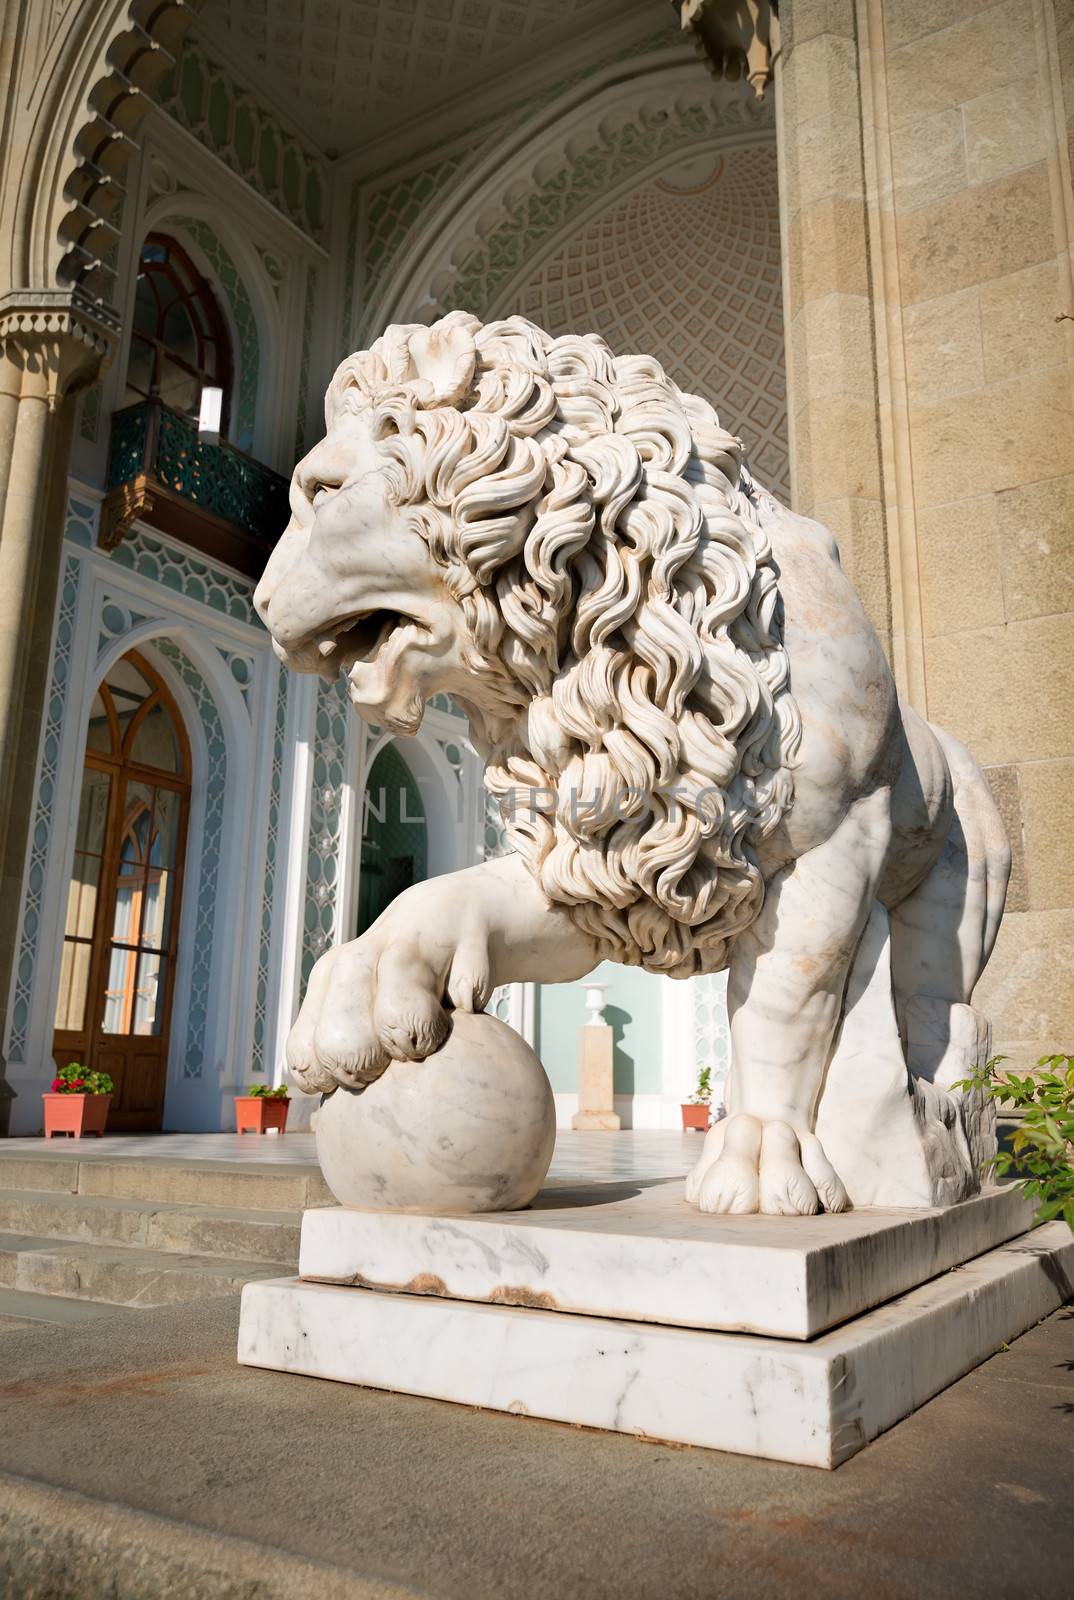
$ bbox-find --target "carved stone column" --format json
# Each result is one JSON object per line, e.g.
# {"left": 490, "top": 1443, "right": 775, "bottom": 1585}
{"left": 773, "top": 4, "right": 895, "bottom": 666}
{"left": 0, "top": 291, "right": 115, "bottom": 1132}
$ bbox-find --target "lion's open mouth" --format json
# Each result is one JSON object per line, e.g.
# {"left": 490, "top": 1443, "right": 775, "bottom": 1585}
{"left": 321, "top": 609, "right": 398, "bottom": 663}
{"left": 313, "top": 608, "right": 427, "bottom": 668}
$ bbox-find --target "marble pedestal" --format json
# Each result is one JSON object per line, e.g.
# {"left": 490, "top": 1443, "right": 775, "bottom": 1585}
{"left": 237, "top": 1182, "right": 1073, "bottom": 1468}
{"left": 571, "top": 1022, "right": 620, "bottom": 1132}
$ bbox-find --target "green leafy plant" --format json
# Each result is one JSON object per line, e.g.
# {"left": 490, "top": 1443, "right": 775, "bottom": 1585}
{"left": 957, "top": 1054, "right": 1074, "bottom": 1231}
{"left": 691, "top": 1065, "right": 713, "bottom": 1106}
{"left": 50, "top": 1061, "right": 114, "bottom": 1096}
{"left": 246, "top": 1083, "right": 289, "bottom": 1099}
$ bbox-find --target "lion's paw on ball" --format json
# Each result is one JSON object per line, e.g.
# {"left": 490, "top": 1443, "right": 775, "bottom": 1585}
{"left": 315, "top": 1010, "right": 556, "bottom": 1213}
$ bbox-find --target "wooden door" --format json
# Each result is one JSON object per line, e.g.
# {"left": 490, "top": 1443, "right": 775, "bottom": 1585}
{"left": 53, "top": 651, "right": 191, "bottom": 1132}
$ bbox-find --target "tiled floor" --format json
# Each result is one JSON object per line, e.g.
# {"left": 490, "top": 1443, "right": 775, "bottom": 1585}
{"left": 0, "top": 1128, "right": 704, "bottom": 1182}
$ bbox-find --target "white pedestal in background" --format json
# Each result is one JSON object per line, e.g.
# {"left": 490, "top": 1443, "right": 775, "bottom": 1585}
{"left": 571, "top": 991, "right": 620, "bottom": 1132}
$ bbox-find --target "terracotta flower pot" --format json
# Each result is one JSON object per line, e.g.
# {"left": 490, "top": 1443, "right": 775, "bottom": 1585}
{"left": 43, "top": 1093, "right": 111, "bottom": 1139}
{"left": 681, "top": 1102, "right": 710, "bottom": 1131}
{"left": 235, "top": 1096, "right": 290, "bottom": 1135}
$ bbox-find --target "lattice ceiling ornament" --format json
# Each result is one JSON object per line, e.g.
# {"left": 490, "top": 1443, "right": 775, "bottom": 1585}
{"left": 513, "top": 142, "right": 789, "bottom": 500}
{"left": 354, "top": 22, "right": 690, "bottom": 344}
{"left": 199, "top": 0, "right": 632, "bottom": 154}
{"left": 374, "top": 62, "right": 772, "bottom": 335}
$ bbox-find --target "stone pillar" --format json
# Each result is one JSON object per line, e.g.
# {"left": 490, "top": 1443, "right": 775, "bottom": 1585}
{"left": 0, "top": 293, "right": 113, "bottom": 1132}
{"left": 571, "top": 983, "right": 620, "bottom": 1132}
{"left": 775, "top": 1, "right": 896, "bottom": 662}
{"left": 775, "top": 0, "right": 1074, "bottom": 1064}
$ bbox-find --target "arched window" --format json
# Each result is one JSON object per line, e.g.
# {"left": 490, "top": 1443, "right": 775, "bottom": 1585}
{"left": 124, "top": 232, "right": 233, "bottom": 432}
{"left": 54, "top": 650, "right": 192, "bottom": 1132}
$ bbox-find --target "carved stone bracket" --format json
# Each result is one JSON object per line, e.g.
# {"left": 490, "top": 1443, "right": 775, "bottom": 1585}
{"left": 99, "top": 475, "right": 155, "bottom": 551}
{"left": 52, "top": 1, "right": 204, "bottom": 309}
{"left": 0, "top": 289, "right": 118, "bottom": 407}
{"left": 675, "top": 0, "right": 781, "bottom": 100}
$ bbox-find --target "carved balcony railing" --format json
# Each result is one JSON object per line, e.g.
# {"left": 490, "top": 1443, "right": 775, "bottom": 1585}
{"left": 100, "top": 398, "right": 291, "bottom": 577}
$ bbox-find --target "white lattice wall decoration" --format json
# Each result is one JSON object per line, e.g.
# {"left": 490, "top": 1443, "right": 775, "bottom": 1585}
{"left": 364, "top": 154, "right": 466, "bottom": 304}
{"left": 301, "top": 675, "right": 352, "bottom": 989}
{"left": 251, "top": 667, "right": 289, "bottom": 1076}
{"left": 482, "top": 769, "right": 530, "bottom": 1036}
{"left": 692, "top": 970, "right": 731, "bottom": 1094}
{"left": 514, "top": 145, "right": 789, "bottom": 500}
{"left": 154, "top": 640, "right": 228, "bottom": 1080}
{"left": 158, "top": 37, "right": 328, "bottom": 242}
{"left": 107, "top": 528, "right": 257, "bottom": 624}
{"left": 7, "top": 550, "right": 83, "bottom": 1063}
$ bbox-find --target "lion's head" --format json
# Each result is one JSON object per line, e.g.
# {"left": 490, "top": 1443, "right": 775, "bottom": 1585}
{"left": 255, "top": 311, "right": 800, "bottom": 977}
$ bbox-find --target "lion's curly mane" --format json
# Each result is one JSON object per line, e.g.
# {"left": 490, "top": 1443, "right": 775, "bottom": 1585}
{"left": 327, "top": 311, "right": 800, "bottom": 977}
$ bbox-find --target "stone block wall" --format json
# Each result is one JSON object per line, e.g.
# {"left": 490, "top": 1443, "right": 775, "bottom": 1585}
{"left": 778, "top": 0, "right": 1074, "bottom": 1063}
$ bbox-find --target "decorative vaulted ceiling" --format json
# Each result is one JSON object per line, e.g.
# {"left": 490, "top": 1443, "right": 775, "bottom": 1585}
{"left": 198, "top": 0, "right": 649, "bottom": 157}
{"left": 514, "top": 146, "right": 789, "bottom": 499}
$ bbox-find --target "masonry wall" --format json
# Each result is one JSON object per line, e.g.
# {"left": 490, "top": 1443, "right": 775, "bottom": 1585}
{"left": 778, "top": 0, "right": 1074, "bottom": 1063}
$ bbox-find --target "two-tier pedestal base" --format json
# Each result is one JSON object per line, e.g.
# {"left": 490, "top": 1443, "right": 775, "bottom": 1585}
{"left": 237, "top": 1180, "right": 1073, "bottom": 1468}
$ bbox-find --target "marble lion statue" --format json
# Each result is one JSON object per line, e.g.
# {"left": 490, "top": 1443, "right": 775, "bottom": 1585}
{"left": 255, "top": 311, "right": 1010, "bottom": 1217}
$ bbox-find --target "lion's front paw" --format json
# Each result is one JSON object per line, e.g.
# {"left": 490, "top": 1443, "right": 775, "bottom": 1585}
{"left": 686, "top": 1114, "right": 848, "bottom": 1217}
{"left": 285, "top": 898, "right": 492, "bottom": 1094}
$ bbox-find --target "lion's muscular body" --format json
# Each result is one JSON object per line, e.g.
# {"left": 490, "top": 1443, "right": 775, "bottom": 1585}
{"left": 751, "top": 500, "right": 951, "bottom": 897}
{"left": 255, "top": 311, "right": 1009, "bottom": 1217}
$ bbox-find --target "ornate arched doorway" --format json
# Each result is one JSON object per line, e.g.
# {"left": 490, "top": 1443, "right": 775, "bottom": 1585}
{"left": 357, "top": 743, "right": 427, "bottom": 937}
{"left": 53, "top": 649, "right": 191, "bottom": 1131}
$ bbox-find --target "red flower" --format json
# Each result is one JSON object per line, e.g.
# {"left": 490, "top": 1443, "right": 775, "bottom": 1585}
{"left": 50, "top": 1077, "right": 62, "bottom": 1092}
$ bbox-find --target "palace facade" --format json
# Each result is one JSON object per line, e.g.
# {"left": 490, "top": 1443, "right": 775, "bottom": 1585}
{"left": 0, "top": 0, "right": 1070, "bottom": 1134}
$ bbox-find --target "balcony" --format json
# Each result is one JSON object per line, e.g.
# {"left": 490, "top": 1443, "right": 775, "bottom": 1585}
{"left": 100, "top": 399, "right": 291, "bottom": 578}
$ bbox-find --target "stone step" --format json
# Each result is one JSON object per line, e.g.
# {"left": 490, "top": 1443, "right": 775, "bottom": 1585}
{"left": 0, "top": 1233, "right": 292, "bottom": 1309}
{"left": 0, "top": 1285, "right": 139, "bottom": 1328}
{"left": 0, "top": 1188, "right": 302, "bottom": 1264}
{"left": 0, "top": 1473, "right": 394, "bottom": 1600}
{"left": 0, "top": 1151, "right": 333, "bottom": 1211}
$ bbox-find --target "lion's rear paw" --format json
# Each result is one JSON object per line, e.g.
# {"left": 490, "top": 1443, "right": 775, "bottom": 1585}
{"left": 758, "top": 1121, "right": 819, "bottom": 1215}
{"left": 687, "top": 1114, "right": 848, "bottom": 1217}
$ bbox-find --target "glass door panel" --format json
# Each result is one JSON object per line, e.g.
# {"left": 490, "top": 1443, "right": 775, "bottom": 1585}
{"left": 55, "top": 765, "right": 113, "bottom": 1037}
{"left": 140, "top": 787, "right": 181, "bottom": 950}
{"left": 74, "top": 767, "right": 112, "bottom": 852}
{"left": 65, "top": 854, "right": 100, "bottom": 940}
{"left": 102, "top": 943, "right": 138, "bottom": 1035}
{"left": 110, "top": 780, "right": 154, "bottom": 948}
{"left": 102, "top": 778, "right": 182, "bottom": 1038}
{"left": 54, "top": 940, "right": 93, "bottom": 1032}
{"left": 133, "top": 951, "right": 167, "bottom": 1036}
{"left": 53, "top": 649, "right": 190, "bottom": 1132}
{"left": 129, "top": 702, "right": 183, "bottom": 773}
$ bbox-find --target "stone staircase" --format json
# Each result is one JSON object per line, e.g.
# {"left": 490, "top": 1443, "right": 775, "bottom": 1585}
{"left": 0, "top": 1148, "right": 334, "bottom": 1327}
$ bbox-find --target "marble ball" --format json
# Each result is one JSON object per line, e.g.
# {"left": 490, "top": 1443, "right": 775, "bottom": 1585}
{"left": 315, "top": 1009, "right": 556, "bottom": 1213}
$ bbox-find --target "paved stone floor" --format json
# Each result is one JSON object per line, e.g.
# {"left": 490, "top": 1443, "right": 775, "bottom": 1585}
{"left": 0, "top": 1126, "right": 706, "bottom": 1178}
{"left": 1, "top": 1127, "right": 1070, "bottom": 1598}
{"left": 0, "top": 1292, "right": 1071, "bottom": 1599}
